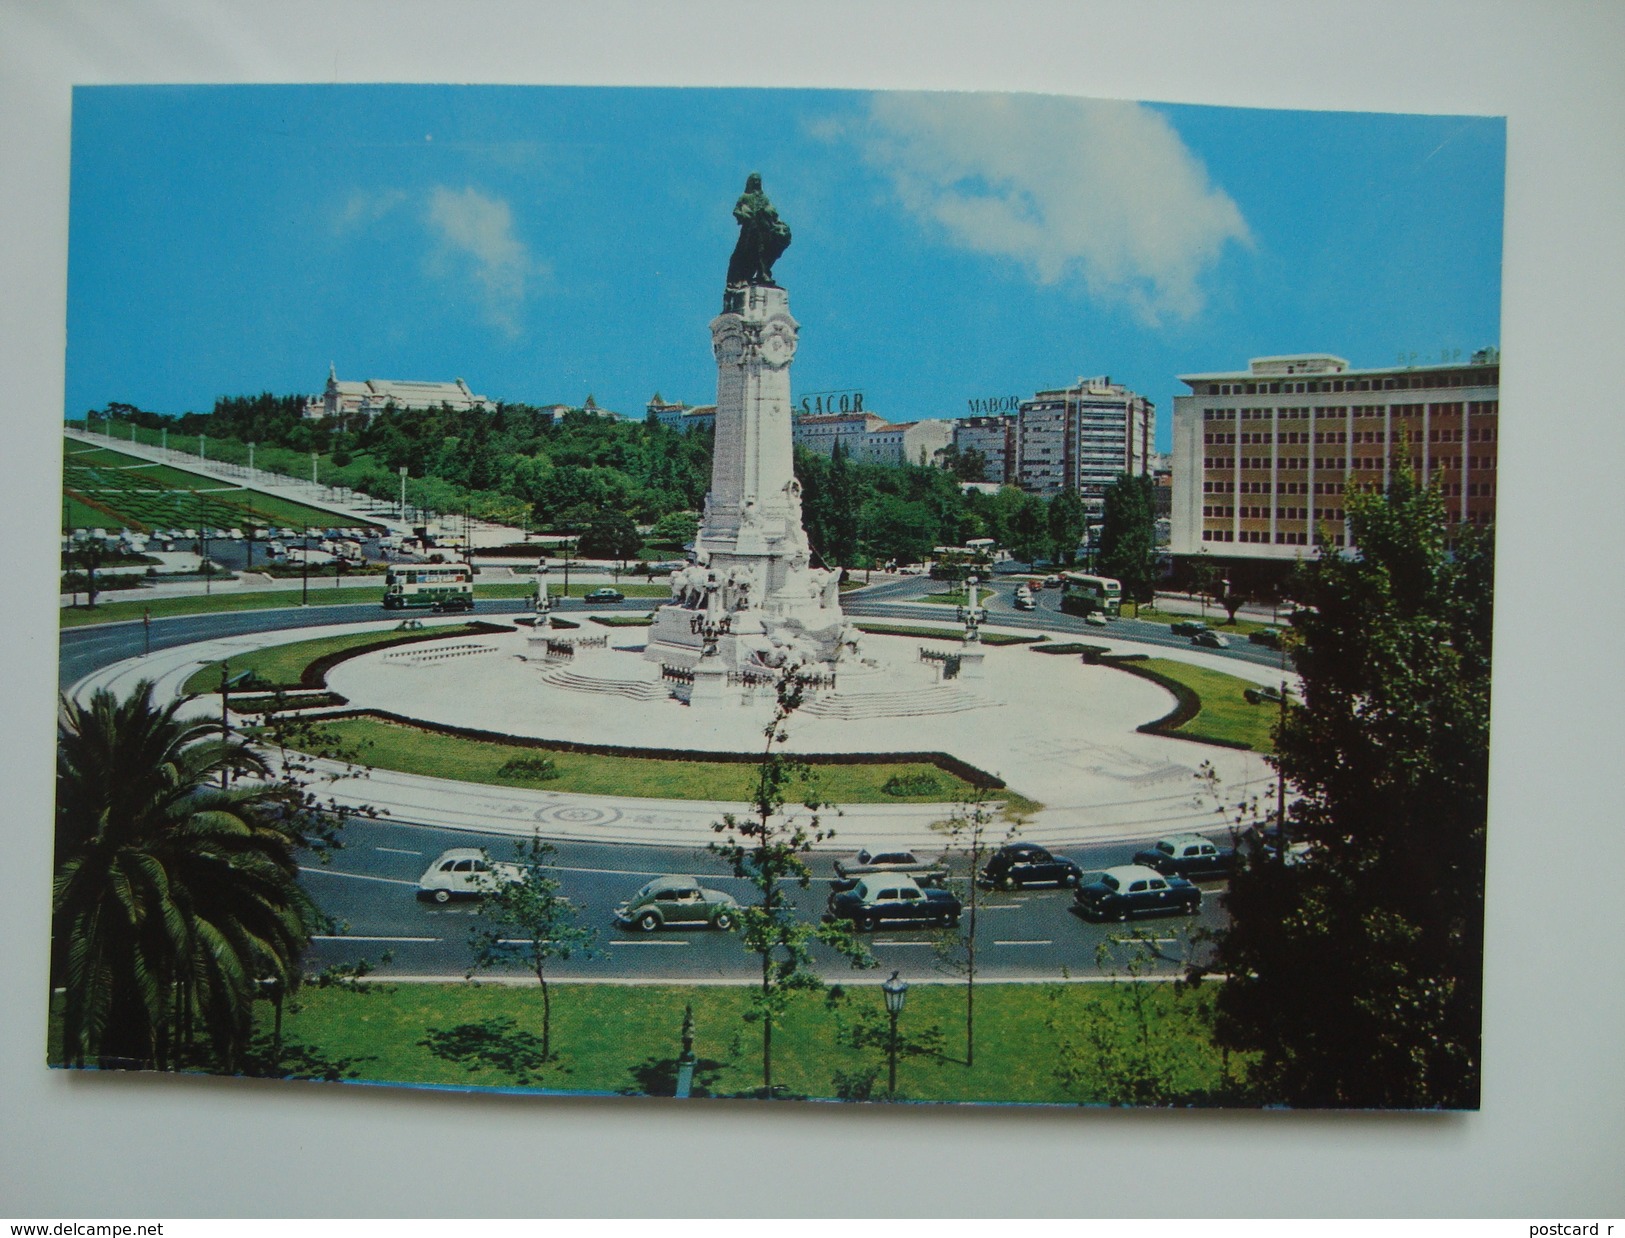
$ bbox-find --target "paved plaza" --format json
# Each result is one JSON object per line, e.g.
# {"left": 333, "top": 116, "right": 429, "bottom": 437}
{"left": 74, "top": 612, "right": 1284, "bottom": 850}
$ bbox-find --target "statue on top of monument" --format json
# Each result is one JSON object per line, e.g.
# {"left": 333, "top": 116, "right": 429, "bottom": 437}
{"left": 725, "top": 172, "right": 791, "bottom": 299}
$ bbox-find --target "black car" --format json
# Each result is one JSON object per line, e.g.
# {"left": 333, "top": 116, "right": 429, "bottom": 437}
{"left": 980, "top": 842, "right": 1084, "bottom": 890}
{"left": 825, "top": 876, "right": 962, "bottom": 931}
{"left": 1170, "top": 620, "right": 1209, "bottom": 637}
{"left": 1131, "top": 833, "right": 1235, "bottom": 880}
{"left": 1074, "top": 865, "right": 1201, "bottom": 922}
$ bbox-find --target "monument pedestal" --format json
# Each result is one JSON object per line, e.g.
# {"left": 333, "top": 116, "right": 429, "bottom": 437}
{"left": 688, "top": 661, "right": 730, "bottom": 707}
{"left": 644, "top": 279, "right": 849, "bottom": 682}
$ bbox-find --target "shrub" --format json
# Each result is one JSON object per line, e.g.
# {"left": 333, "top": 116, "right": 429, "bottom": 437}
{"left": 881, "top": 772, "right": 943, "bottom": 797}
{"left": 496, "top": 755, "right": 561, "bottom": 783}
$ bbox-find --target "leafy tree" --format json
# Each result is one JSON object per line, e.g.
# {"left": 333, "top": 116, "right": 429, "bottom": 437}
{"left": 467, "top": 833, "right": 596, "bottom": 1066}
{"left": 575, "top": 508, "right": 642, "bottom": 563}
{"left": 1047, "top": 488, "right": 1087, "bottom": 565}
{"left": 825, "top": 985, "right": 947, "bottom": 1101}
{"left": 1097, "top": 473, "right": 1158, "bottom": 604}
{"left": 930, "top": 794, "right": 1018, "bottom": 1068}
{"left": 53, "top": 682, "right": 322, "bottom": 1071}
{"left": 710, "top": 668, "right": 872, "bottom": 1095}
{"left": 66, "top": 533, "right": 110, "bottom": 608}
{"left": 647, "top": 510, "right": 699, "bottom": 547}
{"left": 1007, "top": 492, "right": 1048, "bottom": 562}
{"left": 824, "top": 440, "right": 861, "bottom": 567}
{"left": 1198, "top": 471, "right": 1492, "bottom": 1108}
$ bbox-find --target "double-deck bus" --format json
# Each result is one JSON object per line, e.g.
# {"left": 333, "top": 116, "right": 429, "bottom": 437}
{"left": 1059, "top": 571, "right": 1122, "bottom": 617}
{"left": 929, "top": 539, "right": 996, "bottom": 582}
{"left": 382, "top": 563, "right": 475, "bottom": 612}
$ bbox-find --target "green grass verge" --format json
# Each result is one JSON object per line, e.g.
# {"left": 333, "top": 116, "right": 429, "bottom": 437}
{"left": 63, "top": 439, "right": 372, "bottom": 533}
{"left": 545, "top": 582, "right": 671, "bottom": 598}
{"left": 853, "top": 622, "right": 1045, "bottom": 647}
{"left": 588, "top": 613, "right": 654, "bottom": 627}
{"left": 299, "top": 715, "right": 990, "bottom": 805}
{"left": 182, "top": 623, "right": 491, "bottom": 695}
{"left": 58, "top": 582, "right": 535, "bottom": 628}
{"left": 212, "top": 979, "right": 1240, "bottom": 1104}
{"left": 1122, "top": 657, "right": 1280, "bottom": 752}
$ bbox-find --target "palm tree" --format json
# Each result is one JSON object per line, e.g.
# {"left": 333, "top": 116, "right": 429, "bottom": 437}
{"left": 53, "top": 681, "right": 321, "bottom": 1071}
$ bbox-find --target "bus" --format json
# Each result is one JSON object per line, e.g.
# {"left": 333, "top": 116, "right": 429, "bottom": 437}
{"left": 1059, "top": 571, "right": 1122, "bottom": 617}
{"left": 929, "top": 541, "right": 996, "bottom": 582}
{"left": 382, "top": 563, "right": 475, "bottom": 612}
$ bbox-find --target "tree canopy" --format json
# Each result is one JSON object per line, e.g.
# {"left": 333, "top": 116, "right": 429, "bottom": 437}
{"left": 1202, "top": 472, "right": 1492, "bottom": 1108}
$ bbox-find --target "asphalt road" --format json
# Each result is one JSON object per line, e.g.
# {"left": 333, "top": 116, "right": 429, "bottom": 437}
{"left": 301, "top": 816, "right": 1227, "bottom": 983}
{"left": 60, "top": 573, "right": 1250, "bottom": 983}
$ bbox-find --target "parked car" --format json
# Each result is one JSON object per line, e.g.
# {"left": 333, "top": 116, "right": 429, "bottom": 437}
{"left": 1132, "top": 833, "right": 1235, "bottom": 880}
{"left": 416, "top": 848, "right": 526, "bottom": 903}
{"left": 1170, "top": 620, "right": 1209, "bottom": 636}
{"left": 583, "top": 587, "right": 624, "bottom": 604}
{"left": 614, "top": 876, "right": 740, "bottom": 932}
{"left": 1191, "top": 630, "right": 1229, "bottom": 649}
{"left": 979, "top": 842, "right": 1084, "bottom": 890}
{"left": 1073, "top": 865, "right": 1201, "bottom": 922}
{"left": 833, "top": 847, "right": 948, "bottom": 887}
{"left": 825, "top": 875, "right": 962, "bottom": 931}
{"left": 1248, "top": 626, "right": 1285, "bottom": 649}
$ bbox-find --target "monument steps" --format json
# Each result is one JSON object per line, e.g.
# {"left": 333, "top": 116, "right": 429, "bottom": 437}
{"left": 803, "top": 685, "right": 999, "bottom": 721}
{"left": 538, "top": 667, "right": 670, "bottom": 702}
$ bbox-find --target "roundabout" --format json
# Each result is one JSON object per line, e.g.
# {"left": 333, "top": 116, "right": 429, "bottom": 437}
{"left": 69, "top": 606, "right": 1288, "bottom": 851}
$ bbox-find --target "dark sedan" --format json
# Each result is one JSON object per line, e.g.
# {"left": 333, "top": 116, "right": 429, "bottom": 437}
{"left": 979, "top": 842, "right": 1083, "bottom": 890}
{"left": 1131, "top": 833, "right": 1235, "bottom": 880}
{"left": 1074, "top": 865, "right": 1201, "bottom": 922}
{"left": 825, "top": 876, "right": 962, "bottom": 932}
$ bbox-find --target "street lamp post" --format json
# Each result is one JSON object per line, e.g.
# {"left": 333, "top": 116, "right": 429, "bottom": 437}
{"left": 398, "top": 466, "right": 408, "bottom": 521}
{"left": 248, "top": 441, "right": 255, "bottom": 480}
{"left": 882, "top": 970, "right": 908, "bottom": 1098}
{"left": 301, "top": 528, "right": 310, "bottom": 606}
{"left": 199, "top": 434, "right": 206, "bottom": 463}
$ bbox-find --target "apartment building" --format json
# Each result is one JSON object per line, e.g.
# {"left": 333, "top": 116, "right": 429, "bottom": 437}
{"left": 1014, "top": 377, "right": 1155, "bottom": 511}
{"left": 953, "top": 415, "right": 1018, "bottom": 484}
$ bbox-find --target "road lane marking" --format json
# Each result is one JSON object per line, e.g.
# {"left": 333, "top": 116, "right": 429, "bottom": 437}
{"left": 994, "top": 939, "right": 1054, "bottom": 947}
{"left": 871, "top": 940, "right": 935, "bottom": 947}
{"left": 972, "top": 904, "right": 1023, "bottom": 911}
{"left": 608, "top": 939, "right": 691, "bottom": 947}
{"left": 1109, "top": 936, "right": 1180, "bottom": 945}
{"left": 374, "top": 846, "right": 423, "bottom": 857}
{"left": 299, "top": 866, "right": 418, "bottom": 887}
{"left": 312, "top": 935, "right": 440, "bottom": 943}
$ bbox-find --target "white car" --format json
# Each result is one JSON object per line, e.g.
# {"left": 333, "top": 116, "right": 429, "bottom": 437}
{"left": 417, "top": 848, "right": 526, "bottom": 903}
{"left": 1084, "top": 611, "right": 1108, "bottom": 627}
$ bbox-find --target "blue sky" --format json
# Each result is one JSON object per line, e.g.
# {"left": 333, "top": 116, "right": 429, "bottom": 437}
{"left": 65, "top": 85, "right": 1504, "bottom": 451}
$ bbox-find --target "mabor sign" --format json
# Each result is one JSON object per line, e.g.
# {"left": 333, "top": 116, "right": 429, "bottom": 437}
{"left": 966, "top": 396, "right": 1021, "bottom": 415}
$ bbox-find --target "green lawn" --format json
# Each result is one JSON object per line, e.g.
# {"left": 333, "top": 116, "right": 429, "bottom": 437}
{"left": 545, "top": 582, "right": 671, "bottom": 598}
{"left": 59, "top": 581, "right": 534, "bottom": 628}
{"left": 587, "top": 613, "right": 654, "bottom": 627}
{"left": 300, "top": 715, "right": 992, "bottom": 805}
{"left": 220, "top": 978, "right": 1239, "bottom": 1104}
{"left": 1124, "top": 657, "right": 1281, "bottom": 752}
{"left": 182, "top": 623, "right": 490, "bottom": 695}
{"left": 63, "top": 439, "right": 371, "bottom": 533}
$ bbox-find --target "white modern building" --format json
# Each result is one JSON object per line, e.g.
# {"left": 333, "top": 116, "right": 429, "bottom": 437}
{"left": 1013, "top": 377, "right": 1155, "bottom": 511}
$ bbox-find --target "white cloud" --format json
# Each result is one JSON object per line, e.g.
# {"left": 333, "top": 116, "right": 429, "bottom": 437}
{"left": 851, "top": 93, "right": 1251, "bottom": 325}
{"left": 425, "top": 186, "right": 536, "bottom": 339}
{"left": 335, "top": 188, "right": 407, "bottom": 231}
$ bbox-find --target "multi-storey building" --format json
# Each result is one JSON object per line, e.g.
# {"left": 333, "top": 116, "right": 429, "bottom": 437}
{"left": 1013, "top": 377, "right": 1155, "bottom": 511}
{"left": 1170, "top": 351, "right": 1500, "bottom": 564}
{"left": 303, "top": 363, "right": 495, "bottom": 419}
{"left": 953, "top": 415, "right": 1018, "bottom": 484}
{"left": 792, "top": 412, "right": 886, "bottom": 458}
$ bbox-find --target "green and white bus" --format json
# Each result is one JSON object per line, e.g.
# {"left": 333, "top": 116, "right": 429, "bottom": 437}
{"left": 382, "top": 563, "right": 475, "bottom": 612}
{"left": 1059, "top": 571, "right": 1122, "bottom": 617}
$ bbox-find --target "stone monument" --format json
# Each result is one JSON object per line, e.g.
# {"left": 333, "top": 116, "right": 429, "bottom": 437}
{"left": 645, "top": 174, "right": 849, "bottom": 680}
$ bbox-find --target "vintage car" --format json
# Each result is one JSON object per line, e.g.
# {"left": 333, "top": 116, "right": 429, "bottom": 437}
{"left": 1132, "top": 833, "right": 1236, "bottom": 880}
{"left": 416, "top": 848, "right": 526, "bottom": 903}
{"left": 825, "top": 875, "right": 962, "bottom": 932}
{"left": 833, "top": 847, "right": 948, "bottom": 887}
{"left": 1191, "top": 630, "right": 1229, "bottom": 648}
{"left": 583, "top": 587, "right": 624, "bottom": 603}
{"left": 1073, "top": 865, "right": 1201, "bottom": 922}
{"left": 979, "top": 842, "right": 1084, "bottom": 890}
{"left": 1170, "top": 620, "right": 1209, "bottom": 636}
{"left": 614, "top": 876, "right": 740, "bottom": 932}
